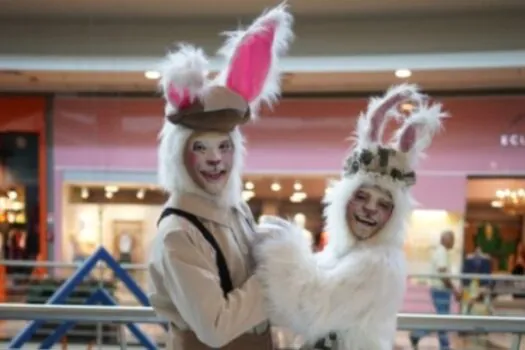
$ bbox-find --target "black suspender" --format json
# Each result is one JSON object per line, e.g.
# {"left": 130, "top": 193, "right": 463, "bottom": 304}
{"left": 157, "top": 207, "right": 234, "bottom": 298}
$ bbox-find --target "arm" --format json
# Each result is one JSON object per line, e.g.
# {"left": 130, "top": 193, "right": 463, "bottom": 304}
{"left": 435, "top": 248, "right": 454, "bottom": 290}
{"left": 254, "top": 220, "right": 404, "bottom": 342}
{"left": 161, "top": 225, "right": 267, "bottom": 348}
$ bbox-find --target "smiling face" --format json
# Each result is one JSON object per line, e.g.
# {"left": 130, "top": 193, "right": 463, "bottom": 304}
{"left": 346, "top": 184, "right": 394, "bottom": 240}
{"left": 184, "top": 131, "right": 234, "bottom": 195}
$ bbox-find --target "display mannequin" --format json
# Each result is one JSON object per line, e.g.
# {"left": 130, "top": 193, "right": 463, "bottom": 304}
{"left": 254, "top": 84, "right": 446, "bottom": 350}
{"left": 461, "top": 246, "right": 492, "bottom": 316}
{"left": 118, "top": 232, "right": 133, "bottom": 263}
{"left": 293, "top": 213, "right": 313, "bottom": 247}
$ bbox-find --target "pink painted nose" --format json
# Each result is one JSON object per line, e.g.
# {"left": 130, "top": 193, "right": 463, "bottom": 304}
{"left": 206, "top": 159, "right": 221, "bottom": 166}
{"left": 363, "top": 205, "right": 377, "bottom": 215}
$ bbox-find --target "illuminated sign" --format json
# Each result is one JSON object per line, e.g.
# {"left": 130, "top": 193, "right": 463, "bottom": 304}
{"left": 501, "top": 114, "right": 525, "bottom": 147}
{"left": 500, "top": 134, "right": 525, "bottom": 147}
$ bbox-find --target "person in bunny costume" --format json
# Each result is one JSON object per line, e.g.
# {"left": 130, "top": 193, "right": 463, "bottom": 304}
{"left": 147, "top": 4, "right": 293, "bottom": 350}
{"left": 253, "top": 84, "right": 447, "bottom": 350}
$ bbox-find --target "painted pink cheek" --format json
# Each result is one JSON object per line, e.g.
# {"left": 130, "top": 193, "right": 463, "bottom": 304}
{"left": 223, "top": 152, "right": 234, "bottom": 164}
{"left": 187, "top": 152, "right": 198, "bottom": 167}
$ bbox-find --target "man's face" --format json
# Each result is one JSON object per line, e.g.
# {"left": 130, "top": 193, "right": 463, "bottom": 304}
{"left": 184, "top": 132, "right": 234, "bottom": 195}
{"left": 346, "top": 185, "right": 394, "bottom": 240}
{"left": 442, "top": 232, "right": 455, "bottom": 250}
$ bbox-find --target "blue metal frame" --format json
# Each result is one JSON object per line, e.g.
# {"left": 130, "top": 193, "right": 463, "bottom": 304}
{"left": 40, "top": 289, "right": 156, "bottom": 349}
{"left": 9, "top": 246, "right": 164, "bottom": 349}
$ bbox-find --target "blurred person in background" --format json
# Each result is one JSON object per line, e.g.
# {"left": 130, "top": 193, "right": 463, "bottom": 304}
{"left": 410, "top": 230, "right": 461, "bottom": 350}
{"left": 147, "top": 4, "right": 293, "bottom": 350}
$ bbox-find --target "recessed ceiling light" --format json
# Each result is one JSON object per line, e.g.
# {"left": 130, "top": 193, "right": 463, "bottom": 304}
{"left": 395, "top": 69, "right": 412, "bottom": 79}
{"left": 144, "top": 70, "right": 160, "bottom": 80}
{"left": 271, "top": 182, "right": 281, "bottom": 192}
{"left": 491, "top": 200, "right": 503, "bottom": 208}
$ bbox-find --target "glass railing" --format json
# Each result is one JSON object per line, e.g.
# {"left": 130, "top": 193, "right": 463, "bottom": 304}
{"left": 1, "top": 258, "right": 525, "bottom": 349}
{"left": 0, "top": 303, "right": 524, "bottom": 349}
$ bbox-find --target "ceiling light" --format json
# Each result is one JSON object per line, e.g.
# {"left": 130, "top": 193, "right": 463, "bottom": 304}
{"left": 400, "top": 102, "right": 415, "bottom": 112}
{"left": 290, "top": 196, "right": 301, "bottom": 203}
{"left": 242, "top": 190, "right": 255, "bottom": 201}
{"left": 395, "top": 69, "right": 412, "bottom": 79}
{"left": 245, "top": 181, "right": 255, "bottom": 190}
{"left": 136, "top": 189, "right": 145, "bottom": 199}
{"left": 104, "top": 185, "right": 119, "bottom": 193}
{"left": 293, "top": 181, "right": 303, "bottom": 191}
{"left": 271, "top": 182, "right": 281, "bottom": 192}
{"left": 290, "top": 191, "right": 307, "bottom": 203}
{"left": 145, "top": 70, "right": 160, "bottom": 80}
{"left": 7, "top": 189, "right": 17, "bottom": 200}
{"left": 80, "top": 188, "right": 89, "bottom": 199}
{"left": 491, "top": 200, "right": 503, "bottom": 208}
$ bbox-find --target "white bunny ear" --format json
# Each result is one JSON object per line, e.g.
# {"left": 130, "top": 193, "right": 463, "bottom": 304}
{"left": 355, "top": 83, "right": 423, "bottom": 149}
{"left": 215, "top": 2, "right": 294, "bottom": 117}
{"left": 394, "top": 100, "right": 448, "bottom": 167}
{"left": 158, "top": 44, "right": 209, "bottom": 114}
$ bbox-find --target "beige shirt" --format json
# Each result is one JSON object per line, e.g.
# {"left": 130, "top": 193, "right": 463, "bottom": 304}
{"left": 147, "top": 192, "right": 269, "bottom": 348}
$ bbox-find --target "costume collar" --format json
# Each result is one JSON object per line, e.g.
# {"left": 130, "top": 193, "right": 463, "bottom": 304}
{"left": 166, "top": 191, "right": 247, "bottom": 227}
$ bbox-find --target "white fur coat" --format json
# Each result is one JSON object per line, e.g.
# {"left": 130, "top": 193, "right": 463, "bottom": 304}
{"left": 253, "top": 84, "right": 445, "bottom": 350}
{"left": 254, "top": 212, "right": 407, "bottom": 350}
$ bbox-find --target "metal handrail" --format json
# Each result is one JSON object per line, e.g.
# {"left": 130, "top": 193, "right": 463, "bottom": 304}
{"left": 2, "top": 259, "right": 525, "bottom": 282}
{"left": 0, "top": 303, "right": 525, "bottom": 333}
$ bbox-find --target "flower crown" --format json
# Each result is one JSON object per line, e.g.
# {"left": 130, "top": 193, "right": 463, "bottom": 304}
{"left": 344, "top": 84, "right": 448, "bottom": 187}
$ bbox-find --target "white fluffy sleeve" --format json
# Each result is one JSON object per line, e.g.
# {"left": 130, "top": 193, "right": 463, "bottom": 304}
{"left": 253, "top": 220, "right": 406, "bottom": 344}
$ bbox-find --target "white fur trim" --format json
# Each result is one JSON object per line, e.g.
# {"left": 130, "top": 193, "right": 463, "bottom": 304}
{"left": 391, "top": 100, "right": 448, "bottom": 168}
{"left": 353, "top": 83, "right": 423, "bottom": 149}
{"left": 158, "top": 44, "right": 209, "bottom": 116}
{"left": 323, "top": 172, "right": 413, "bottom": 257}
{"left": 157, "top": 121, "right": 245, "bottom": 206}
{"left": 254, "top": 222, "right": 407, "bottom": 348}
{"left": 214, "top": 2, "right": 294, "bottom": 116}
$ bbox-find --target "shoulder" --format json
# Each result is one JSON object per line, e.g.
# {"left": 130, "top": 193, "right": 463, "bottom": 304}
{"left": 236, "top": 201, "right": 255, "bottom": 222}
{"left": 157, "top": 212, "right": 203, "bottom": 249}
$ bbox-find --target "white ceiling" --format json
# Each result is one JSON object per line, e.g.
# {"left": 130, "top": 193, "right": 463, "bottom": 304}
{"left": 0, "top": 68, "right": 523, "bottom": 93}
{"left": 2, "top": 0, "right": 525, "bottom": 19}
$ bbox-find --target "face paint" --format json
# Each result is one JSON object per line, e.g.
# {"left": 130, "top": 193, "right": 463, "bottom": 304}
{"left": 346, "top": 185, "right": 394, "bottom": 240}
{"left": 184, "top": 132, "right": 234, "bottom": 195}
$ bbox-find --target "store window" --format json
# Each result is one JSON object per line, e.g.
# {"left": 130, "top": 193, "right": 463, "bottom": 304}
{"left": 62, "top": 184, "right": 167, "bottom": 264}
{"left": 0, "top": 132, "right": 40, "bottom": 275}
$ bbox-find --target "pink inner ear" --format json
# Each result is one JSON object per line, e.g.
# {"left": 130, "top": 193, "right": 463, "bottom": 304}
{"left": 167, "top": 84, "right": 193, "bottom": 110}
{"left": 369, "top": 93, "right": 406, "bottom": 142}
{"left": 225, "top": 21, "right": 277, "bottom": 102}
{"left": 399, "top": 125, "right": 417, "bottom": 152}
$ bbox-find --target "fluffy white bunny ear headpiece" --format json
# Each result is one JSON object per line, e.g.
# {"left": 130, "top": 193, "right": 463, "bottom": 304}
{"left": 158, "top": 44, "right": 209, "bottom": 116}
{"left": 215, "top": 2, "right": 294, "bottom": 117}
{"left": 344, "top": 84, "right": 448, "bottom": 187}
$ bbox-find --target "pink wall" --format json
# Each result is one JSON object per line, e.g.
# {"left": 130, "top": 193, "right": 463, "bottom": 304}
{"left": 52, "top": 94, "right": 525, "bottom": 214}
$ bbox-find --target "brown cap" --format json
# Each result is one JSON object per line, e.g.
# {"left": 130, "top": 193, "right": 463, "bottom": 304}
{"left": 166, "top": 85, "right": 250, "bottom": 132}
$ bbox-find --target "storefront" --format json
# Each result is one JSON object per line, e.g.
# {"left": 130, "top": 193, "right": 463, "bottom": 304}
{"left": 465, "top": 177, "right": 525, "bottom": 274}
{"left": 51, "top": 94, "right": 525, "bottom": 274}
{"left": 0, "top": 96, "right": 48, "bottom": 264}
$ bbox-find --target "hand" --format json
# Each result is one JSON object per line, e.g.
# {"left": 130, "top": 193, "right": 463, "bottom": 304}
{"left": 453, "top": 288, "right": 463, "bottom": 302}
{"left": 252, "top": 216, "right": 297, "bottom": 245}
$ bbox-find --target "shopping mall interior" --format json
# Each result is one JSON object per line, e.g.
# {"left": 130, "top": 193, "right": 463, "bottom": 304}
{"left": 1, "top": 0, "right": 525, "bottom": 348}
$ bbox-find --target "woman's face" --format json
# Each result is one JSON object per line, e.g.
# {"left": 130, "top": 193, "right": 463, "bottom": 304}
{"left": 184, "top": 132, "right": 234, "bottom": 195}
{"left": 346, "top": 184, "right": 394, "bottom": 240}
